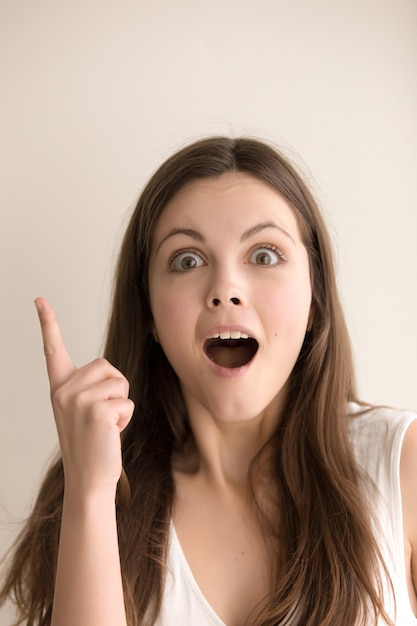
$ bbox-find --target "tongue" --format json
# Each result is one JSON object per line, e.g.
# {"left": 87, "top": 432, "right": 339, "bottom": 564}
{"left": 208, "top": 340, "right": 253, "bottom": 368}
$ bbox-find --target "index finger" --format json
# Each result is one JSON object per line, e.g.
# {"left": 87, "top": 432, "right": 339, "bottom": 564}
{"left": 34, "top": 297, "right": 76, "bottom": 392}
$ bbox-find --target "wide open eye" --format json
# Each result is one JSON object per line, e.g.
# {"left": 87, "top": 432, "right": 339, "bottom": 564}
{"left": 171, "top": 251, "right": 204, "bottom": 272}
{"left": 249, "top": 246, "right": 282, "bottom": 266}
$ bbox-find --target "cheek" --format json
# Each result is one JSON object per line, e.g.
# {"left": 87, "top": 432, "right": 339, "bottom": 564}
{"left": 262, "top": 281, "right": 312, "bottom": 329}
{"left": 150, "top": 285, "right": 197, "bottom": 345}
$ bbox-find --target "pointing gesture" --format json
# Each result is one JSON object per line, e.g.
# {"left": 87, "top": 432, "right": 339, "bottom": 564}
{"left": 35, "top": 298, "right": 134, "bottom": 497}
{"left": 36, "top": 297, "right": 76, "bottom": 392}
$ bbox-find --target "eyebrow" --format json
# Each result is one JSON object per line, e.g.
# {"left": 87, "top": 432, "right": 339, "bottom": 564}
{"left": 156, "top": 228, "right": 204, "bottom": 254}
{"left": 155, "top": 220, "right": 295, "bottom": 254}
{"left": 241, "top": 221, "right": 295, "bottom": 245}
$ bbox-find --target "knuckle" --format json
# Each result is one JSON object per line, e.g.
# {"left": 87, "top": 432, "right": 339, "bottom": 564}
{"left": 73, "top": 389, "right": 89, "bottom": 411}
{"left": 93, "top": 357, "right": 110, "bottom": 368}
{"left": 51, "top": 386, "right": 65, "bottom": 410}
{"left": 118, "top": 376, "right": 130, "bottom": 397}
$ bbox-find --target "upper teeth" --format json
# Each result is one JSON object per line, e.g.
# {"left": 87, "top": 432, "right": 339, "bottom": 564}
{"left": 209, "top": 331, "right": 250, "bottom": 340}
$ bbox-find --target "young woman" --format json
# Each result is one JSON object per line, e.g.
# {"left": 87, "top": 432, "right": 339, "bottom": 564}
{"left": 1, "top": 137, "right": 417, "bottom": 626}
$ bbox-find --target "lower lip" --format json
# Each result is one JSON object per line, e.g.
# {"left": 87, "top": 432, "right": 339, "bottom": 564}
{"left": 202, "top": 351, "right": 256, "bottom": 378}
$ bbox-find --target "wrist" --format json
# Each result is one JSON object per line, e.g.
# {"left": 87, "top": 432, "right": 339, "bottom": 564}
{"left": 62, "top": 483, "right": 117, "bottom": 515}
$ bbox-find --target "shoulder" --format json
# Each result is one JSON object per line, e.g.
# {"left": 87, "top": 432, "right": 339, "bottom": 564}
{"left": 347, "top": 402, "right": 416, "bottom": 462}
{"left": 400, "top": 418, "right": 417, "bottom": 522}
{"left": 347, "top": 404, "right": 417, "bottom": 614}
{"left": 400, "top": 418, "right": 417, "bottom": 487}
{"left": 347, "top": 403, "right": 417, "bottom": 511}
{"left": 401, "top": 419, "right": 417, "bottom": 516}
{"left": 400, "top": 420, "right": 417, "bottom": 605}
{"left": 347, "top": 402, "right": 416, "bottom": 446}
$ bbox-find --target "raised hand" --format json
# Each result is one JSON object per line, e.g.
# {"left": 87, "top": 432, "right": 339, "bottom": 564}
{"left": 35, "top": 297, "right": 134, "bottom": 497}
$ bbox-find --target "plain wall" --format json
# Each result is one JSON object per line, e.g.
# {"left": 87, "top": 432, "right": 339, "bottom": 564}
{"left": 1, "top": 0, "right": 416, "bottom": 622}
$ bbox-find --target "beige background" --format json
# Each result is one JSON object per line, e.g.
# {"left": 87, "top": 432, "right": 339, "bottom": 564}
{"left": 1, "top": 0, "right": 416, "bottom": 622}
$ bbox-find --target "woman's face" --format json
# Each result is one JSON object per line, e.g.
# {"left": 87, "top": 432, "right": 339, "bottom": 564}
{"left": 148, "top": 172, "right": 312, "bottom": 426}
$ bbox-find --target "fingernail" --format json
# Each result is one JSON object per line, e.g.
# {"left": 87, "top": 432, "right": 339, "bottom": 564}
{"left": 34, "top": 298, "right": 43, "bottom": 314}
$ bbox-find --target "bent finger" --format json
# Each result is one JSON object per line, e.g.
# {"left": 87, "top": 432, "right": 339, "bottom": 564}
{"left": 117, "top": 398, "right": 135, "bottom": 433}
{"left": 101, "top": 398, "right": 135, "bottom": 433}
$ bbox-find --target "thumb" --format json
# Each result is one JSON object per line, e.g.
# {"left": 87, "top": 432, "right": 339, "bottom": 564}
{"left": 35, "top": 297, "right": 76, "bottom": 393}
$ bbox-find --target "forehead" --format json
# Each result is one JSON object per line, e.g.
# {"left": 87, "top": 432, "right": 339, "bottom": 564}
{"left": 153, "top": 172, "right": 301, "bottom": 240}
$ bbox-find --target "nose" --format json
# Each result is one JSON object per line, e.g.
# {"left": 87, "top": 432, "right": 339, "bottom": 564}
{"left": 211, "top": 296, "right": 241, "bottom": 307}
{"left": 206, "top": 269, "right": 246, "bottom": 310}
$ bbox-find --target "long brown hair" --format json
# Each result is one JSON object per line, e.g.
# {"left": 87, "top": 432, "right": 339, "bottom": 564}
{"left": 1, "top": 137, "right": 393, "bottom": 625}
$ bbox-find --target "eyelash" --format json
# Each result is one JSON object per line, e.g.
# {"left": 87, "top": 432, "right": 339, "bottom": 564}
{"left": 167, "top": 244, "right": 287, "bottom": 272}
{"left": 168, "top": 248, "right": 205, "bottom": 272}
{"left": 251, "top": 243, "right": 286, "bottom": 263}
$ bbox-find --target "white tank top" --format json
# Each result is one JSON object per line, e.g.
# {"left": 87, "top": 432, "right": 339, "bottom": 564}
{"left": 155, "top": 404, "right": 417, "bottom": 625}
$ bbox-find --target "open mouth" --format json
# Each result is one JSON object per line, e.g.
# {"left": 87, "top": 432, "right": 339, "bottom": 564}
{"left": 204, "top": 331, "right": 259, "bottom": 368}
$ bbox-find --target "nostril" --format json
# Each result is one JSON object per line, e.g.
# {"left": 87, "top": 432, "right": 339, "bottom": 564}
{"left": 211, "top": 297, "right": 241, "bottom": 307}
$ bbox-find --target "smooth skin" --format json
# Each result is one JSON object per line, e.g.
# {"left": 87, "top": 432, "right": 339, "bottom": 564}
{"left": 148, "top": 173, "right": 313, "bottom": 622}
{"left": 400, "top": 419, "right": 417, "bottom": 616}
{"left": 148, "top": 172, "right": 416, "bottom": 623}
{"left": 35, "top": 297, "right": 133, "bottom": 626}
{"left": 35, "top": 172, "right": 417, "bottom": 625}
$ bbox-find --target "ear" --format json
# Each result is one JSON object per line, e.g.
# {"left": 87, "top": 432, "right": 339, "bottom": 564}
{"left": 306, "top": 308, "right": 314, "bottom": 332}
{"left": 152, "top": 323, "right": 160, "bottom": 343}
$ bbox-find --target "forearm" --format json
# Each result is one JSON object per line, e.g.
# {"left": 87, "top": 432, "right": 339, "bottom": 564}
{"left": 51, "top": 489, "right": 127, "bottom": 626}
{"left": 34, "top": 299, "right": 133, "bottom": 626}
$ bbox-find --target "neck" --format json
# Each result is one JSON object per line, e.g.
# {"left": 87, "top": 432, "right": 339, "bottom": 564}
{"left": 176, "top": 402, "right": 278, "bottom": 489}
